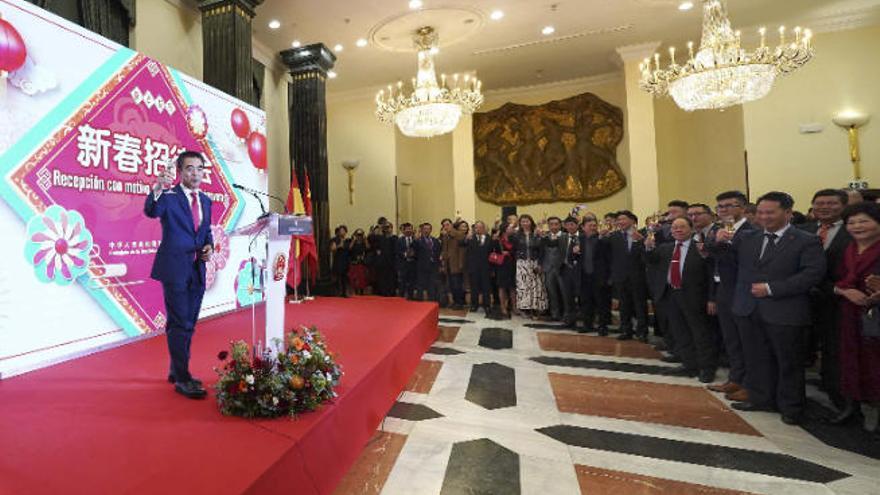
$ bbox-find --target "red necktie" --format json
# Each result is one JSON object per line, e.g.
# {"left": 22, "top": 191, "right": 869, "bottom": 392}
{"left": 818, "top": 223, "right": 830, "bottom": 245}
{"left": 190, "top": 192, "right": 200, "bottom": 231}
{"left": 669, "top": 241, "right": 682, "bottom": 289}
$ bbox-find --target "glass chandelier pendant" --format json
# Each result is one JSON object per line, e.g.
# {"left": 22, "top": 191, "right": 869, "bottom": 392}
{"left": 375, "top": 26, "right": 484, "bottom": 138}
{"left": 639, "top": 0, "right": 814, "bottom": 111}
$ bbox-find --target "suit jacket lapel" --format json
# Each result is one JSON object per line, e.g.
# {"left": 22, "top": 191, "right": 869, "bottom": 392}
{"left": 758, "top": 230, "right": 795, "bottom": 266}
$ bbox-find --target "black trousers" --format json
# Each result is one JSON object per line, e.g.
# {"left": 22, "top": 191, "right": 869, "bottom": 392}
{"left": 545, "top": 267, "right": 564, "bottom": 320}
{"left": 374, "top": 262, "right": 397, "bottom": 296}
{"left": 737, "top": 308, "right": 807, "bottom": 416}
{"left": 398, "top": 262, "right": 417, "bottom": 299}
{"left": 615, "top": 276, "right": 649, "bottom": 335}
{"left": 717, "top": 289, "right": 747, "bottom": 385}
{"left": 579, "top": 272, "right": 603, "bottom": 329}
{"left": 663, "top": 289, "right": 717, "bottom": 372}
{"left": 597, "top": 282, "right": 612, "bottom": 328}
{"left": 810, "top": 292, "right": 843, "bottom": 406}
{"left": 448, "top": 273, "right": 465, "bottom": 306}
{"left": 469, "top": 269, "right": 492, "bottom": 309}
{"left": 163, "top": 279, "right": 205, "bottom": 383}
{"left": 653, "top": 297, "right": 675, "bottom": 351}
{"left": 417, "top": 269, "right": 440, "bottom": 302}
{"left": 559, "top": 265, "right": 580, "bottom": 324}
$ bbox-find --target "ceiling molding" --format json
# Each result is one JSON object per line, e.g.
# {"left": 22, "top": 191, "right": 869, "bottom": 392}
{"left": 472, "top": 24, "right": 634, "bottom": 56}
{"left": 615, "top": 42, "right": 662, "bottom": 62}
{"left": 481, "top": 72, "right": 623, "bottom": 100}
{"left": 801, "top": 5, "right": 880, "bottom": 34}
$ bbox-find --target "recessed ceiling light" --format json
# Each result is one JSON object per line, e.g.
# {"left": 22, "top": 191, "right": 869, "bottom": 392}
{"left": 678, "top": 1, "right": 694, "bottom": 10}
{"left": 268, "top": 19, "right": 281, "bottom": 29}
{"left": 490, "top": 10, "right": 504, "bottom": 21}
{"left": 542, "top": 25, "right": 555, "bottom": 36}
{"left": 356, "top": 38, "right": 368, "bottom": 47}
{"left": 334, "top": 44, "right": 344, "bottom": 52}
{"left": 409, "top": 0, "right": 423, "bottom": 9}
{"left": 430, "top": 46, "right": 440, "bottom": 55}
{"left": 327, "top": 71, "right": 337, "bottom": 79}
{"left": 291, "top": 40, "right": 301, "bottom": 48}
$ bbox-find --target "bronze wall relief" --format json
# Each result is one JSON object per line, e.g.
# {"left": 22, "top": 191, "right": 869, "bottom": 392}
{"left": 473, "top": 92, "right": 626, "bottom": 205}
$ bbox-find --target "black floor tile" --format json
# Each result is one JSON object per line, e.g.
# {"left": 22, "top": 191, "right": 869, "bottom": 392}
{"left": 465, "top": 362, "right": 516, "bottom": 410}
{"left": 537, "top": 424, "right": 850, "bottom": 484}
{"left": 530, "top": 355, "right": 674, "bottom": 376}
{"left": 440, "top": 438, "right": 520, "bottom": 495}
{"left": 427, "top": 346, "right": 464, "bottom": 355}
{"left": 479, "top": 327, "right": 513, "bottom": 350}
{"left": 387, "top": 402, "right": 444, "bottom": 421}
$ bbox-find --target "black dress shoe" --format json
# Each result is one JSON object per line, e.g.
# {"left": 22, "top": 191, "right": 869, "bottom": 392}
{"left": 731, "top": 402, "right": 774, "bottom": 412}
{"left": 597, "top": 327, "right": 609, "bottom": 337}
{"left": 654, "top": 342, "right": 669, "bottom": 352}
{"left": 666, "top": 366, "right": 699, "bottom": 377}
{"left": 660, "top": 355, "right": 682, "bottom": 363}
{"left": 698, "top": 369, "right": 717, "bottom": 384}
{"left": 617, "top": 332, "right": 633, "bottom": 341}
{"left": 636, "top": 334, "right": 649, "bottom": 344}
{"left": 174, "top": 381, "right": 207, "bottom": 399}
{"left": 168, "top": 375, "right": 202, "bottom": 387}
{"left": 578, "top": 326, "right": 594, "bottom": 334}
{"left": 781, "top": 413, "right": 803, "bottom": 425}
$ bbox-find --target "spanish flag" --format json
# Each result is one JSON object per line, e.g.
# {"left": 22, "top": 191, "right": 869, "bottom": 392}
{"left": 285, "top": 171, "right": 305, "bottom": 288}
{"left": 298, "top": 173, "right": 319, "bottom": 283}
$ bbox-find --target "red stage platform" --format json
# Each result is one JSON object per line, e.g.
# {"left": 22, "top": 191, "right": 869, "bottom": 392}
{"left": 0, "top": 297, "right": 438, "bottom": 495}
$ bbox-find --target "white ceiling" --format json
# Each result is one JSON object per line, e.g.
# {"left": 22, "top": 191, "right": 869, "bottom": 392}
{"left": 252, "top": 0, "right": 880, "bottom": 94}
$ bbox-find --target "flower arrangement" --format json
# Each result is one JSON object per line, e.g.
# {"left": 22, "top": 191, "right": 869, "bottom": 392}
{"left": 214, "top": 326, "right": 343, "bottom": 418}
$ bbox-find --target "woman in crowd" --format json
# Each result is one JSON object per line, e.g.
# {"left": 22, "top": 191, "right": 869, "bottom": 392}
{"left": 833, "top": 202, "right": 880, "bottom": 433}
{"left": 511, "top": 214, "right": 547, "bottom": 319}
{"left": 492, "top": 221, "right": 516, "bottom": 318}
{"left": 347, "top": 229, "right": 370, "bottom": 296}
{"left": 441, "top": 220, "right": 468, "bottom": 309}
{"left": 330, "top": 225, "right": 351, "bottom": 297}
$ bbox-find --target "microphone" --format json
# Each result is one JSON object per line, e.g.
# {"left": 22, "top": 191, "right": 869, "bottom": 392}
{"left": 233, "top": 183, "right": 289, "bottom": 214}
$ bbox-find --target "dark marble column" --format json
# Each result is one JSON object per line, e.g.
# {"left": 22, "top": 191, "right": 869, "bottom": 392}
{"left": 280, "top": 44, "right": 336, "bottom": 287}
{"left": 197, "top": 0, "right": 263, "bottom": 105}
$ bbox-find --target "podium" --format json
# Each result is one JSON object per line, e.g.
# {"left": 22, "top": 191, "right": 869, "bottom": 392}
{"left": 231, "top": 213, "right": 313, "bottom": 351}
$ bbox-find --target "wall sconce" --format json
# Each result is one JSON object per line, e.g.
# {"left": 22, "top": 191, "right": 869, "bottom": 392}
{"left": 341, "top": 160, "right": 359, "bottom": 205}
{"left": 832, "top": 111, "right": 871, "bottom": 188}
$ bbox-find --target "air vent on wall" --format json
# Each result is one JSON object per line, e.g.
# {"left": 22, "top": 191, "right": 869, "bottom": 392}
{"left": 472, "top": 24, "right": 633, "bottom": 56}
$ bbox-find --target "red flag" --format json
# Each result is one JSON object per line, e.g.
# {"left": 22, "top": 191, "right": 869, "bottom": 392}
{"left": 286, "top": 172, "right": 303, "bottom": 288}
{"left": 299, "top": 173, "right": 318, "bottom": 283}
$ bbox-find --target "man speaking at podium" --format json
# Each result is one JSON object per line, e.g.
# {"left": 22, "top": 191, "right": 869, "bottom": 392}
{"left": 144, "top": 151, "right": 214, "bottom": 399}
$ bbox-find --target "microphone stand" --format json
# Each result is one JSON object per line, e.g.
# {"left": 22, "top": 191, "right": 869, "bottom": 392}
{"left": 233, "top": 183, "right": 289, "bottom": 215}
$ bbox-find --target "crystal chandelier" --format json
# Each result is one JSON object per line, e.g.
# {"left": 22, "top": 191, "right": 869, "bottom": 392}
{"left": 639, "top": 0, "right": 814, "bottom": 111}
{"left": 375, "top": 26, "right": 483, "bottom": 138}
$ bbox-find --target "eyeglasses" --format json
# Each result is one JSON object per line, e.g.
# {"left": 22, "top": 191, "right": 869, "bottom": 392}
{"left": 716, "top": 203, "right": 742, "bottom": 210}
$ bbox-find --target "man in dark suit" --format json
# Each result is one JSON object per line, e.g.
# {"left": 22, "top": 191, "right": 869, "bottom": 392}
{"left": 559, "top": 216, "right": 584, "bottom": 327}
{"left": 579, "top": 217, "right": 610, "bottom": 334}
{"left": 371, "top": 218, "right": 398, "bottom": 297}
{"left": 465, "top": 221, "right": 493, "bottom": 313}
{"left": 799, "top": 188, "right": 851, "bottom": 406}
{"left": 706, "top": 191, "right": 756, "bottom": 402}
{"left": 542, "top": 217, "right": 565, "bottom": 321}
{"left": 645, "top": 217, "right": 718, "bottom": 383}
{"left": 716, "top": 191, "right": 826, "bottom": 424}
{"left": 414, "top": 222, "right": 442, "bottom": 302}
{"left": 608, "top": 210, "right": 649, "bottom": 341}
{"left": 396, "top": 223, "right": 418, "bottom": 299}
{"left": 144, "top": 151, "right": 214, "bottom": 399}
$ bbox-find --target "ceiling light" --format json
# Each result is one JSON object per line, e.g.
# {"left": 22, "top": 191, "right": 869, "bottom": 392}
{"left": 678, "top": 1, "right": 694, "bottom": 11}
{"left": 376, "top": 26, "right": 483, "bottom": 138}
{"left": 334, "top": 44, "right": 344, "bottom": 52}
{"left": 268, "top": 19, "right": 281, "bottom": 29}
{"left": 430, "top": 46, "right": 440, "bottom": 55}
{"left": 409, "top": 0, "right": 423, "bottom": 9}
{"left": 327, "top": 71, "right": 337, "bottom": 79}
{"left": 640, "top": 0, "right": 814, "bottom": 111}
{"left": 291, "top": 40, "right": 301, "bottom": 48}
{"left": 490, "top": 10, "right": 504, "bottom": 21}
{"left": 542, "top": 26, "right": 555, "bottom": 35}
{"left": 356, "top": 38, "right": 368, "bottom": 47}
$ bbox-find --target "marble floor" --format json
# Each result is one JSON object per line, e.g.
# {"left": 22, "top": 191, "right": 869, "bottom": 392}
{"left": 334, "top": 308, "right": 880, "bottom": 495}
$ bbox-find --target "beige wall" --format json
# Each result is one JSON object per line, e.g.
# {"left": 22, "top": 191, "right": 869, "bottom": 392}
{"left": 475, "top": 75, "right": 632, "bottom": 223}
{"left": 395, "top": 131, "right": 455, "bottom": 227}
{"left": 132, "top": 0, "right": 290, "bottom": 212}
{"left": 326, "top": 95, "right": 397, "bottom": 229}
{"left": 744, "top": 25, "right": 880, "bottom": 209}
{"left": 654, "top": 98, "right": 747, "bottom": 207}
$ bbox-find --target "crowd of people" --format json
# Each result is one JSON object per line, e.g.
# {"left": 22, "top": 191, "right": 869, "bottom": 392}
{"left": 328, "top": 188, "right": 880, "bottom": 431}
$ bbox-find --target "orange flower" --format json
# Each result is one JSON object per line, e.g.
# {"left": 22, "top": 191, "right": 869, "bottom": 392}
{"left": 290, "top": 375, "right": 305, "bottom": 390}
{"left": 292, "top": 337, "right": 305, "bottom": 351}
{"left": 238, "top": 380, "right": 247, "bottom": 392}
{"left": 291, "top": 355, "right": 300, "bottom": 365}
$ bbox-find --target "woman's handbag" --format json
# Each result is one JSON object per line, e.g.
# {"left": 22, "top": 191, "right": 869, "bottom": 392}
{"left": 488, "top": 252, "right": 506, "bottom": 266}
{"left": 861, "top": 306, "right": 880, "bottom": 337}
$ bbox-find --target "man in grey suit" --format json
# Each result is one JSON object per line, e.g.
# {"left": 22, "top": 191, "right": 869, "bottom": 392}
{"left": 715, "top": 191, "right": 826, "bottom": 425}
{"left": 559, "top": 216, "right": 584, "bottom": 327}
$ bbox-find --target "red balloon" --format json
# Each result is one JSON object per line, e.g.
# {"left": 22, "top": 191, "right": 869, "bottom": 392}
{"left": 0, "top": 18, "right": 27, "bottom": 73}
{"left": 230, "top": 108, "right": 251, "bottom": 139}
{"left": 246, "top": 131, "right": 267, "bottom": 170}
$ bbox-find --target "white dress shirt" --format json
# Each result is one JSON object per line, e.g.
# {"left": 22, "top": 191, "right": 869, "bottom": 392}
{"left": 667, "top": 239, "right": 691, "bottom": 285}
